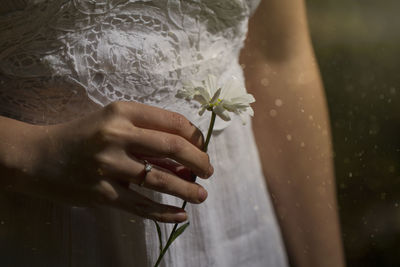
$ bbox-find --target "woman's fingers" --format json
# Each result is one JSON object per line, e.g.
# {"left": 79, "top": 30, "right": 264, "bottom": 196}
{"left": 96, "top": 148, "right": 208, "bottom": 204}
{"left": 140, "top": 157, "right": 195, "bottom": 182}
{"left": 102, "top": 102, "right": 213, "bottom": 178}
{"left": 96, "top": 178, "right": 187, "bottom": 223}
{"left": 127, "top": 127, "right": 213, "bottom": 178}
{"left": 92, "top": 101, "right": 211, "bottom": 221}
{"left": 106, "top": 101, "right": 204, "bottom": 149}
{"left": 141, "top": 166, "right": 208, "bottom": 204}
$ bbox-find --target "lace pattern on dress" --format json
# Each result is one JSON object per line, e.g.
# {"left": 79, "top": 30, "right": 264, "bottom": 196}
{"left": 0, "top": 0, "right": 260, "bottom": 130}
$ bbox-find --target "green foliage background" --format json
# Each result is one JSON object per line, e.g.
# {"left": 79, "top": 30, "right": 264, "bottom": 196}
{"left": 307, "top": 0, "right": 400, "bottom": 266}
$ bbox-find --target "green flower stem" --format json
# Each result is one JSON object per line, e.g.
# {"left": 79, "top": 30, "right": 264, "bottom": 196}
{"left": 153, "top": 111, "right": 217, "bottom": 267}
{"left": 203, "top": 111, "right": 216, "bottom": 153}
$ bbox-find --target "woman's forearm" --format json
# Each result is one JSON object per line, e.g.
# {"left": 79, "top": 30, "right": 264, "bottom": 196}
{"left": 240, "top": 1, "right": 345, "bottom": 266}
{"left": 243, "top": 58, "right": 345, "bottom": 267}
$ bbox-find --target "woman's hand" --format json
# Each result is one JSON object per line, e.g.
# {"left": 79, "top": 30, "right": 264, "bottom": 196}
{"left": 2, "top": 101, "right": 213, "bottom": 223}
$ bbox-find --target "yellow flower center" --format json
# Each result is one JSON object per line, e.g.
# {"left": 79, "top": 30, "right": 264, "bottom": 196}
{"left": 210, "top": 98, "right": 222, "bottom": 107}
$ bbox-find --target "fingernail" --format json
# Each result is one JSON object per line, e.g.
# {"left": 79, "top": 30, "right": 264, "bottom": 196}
{"left": 208, "top": 165, "right": 214, "bottom": 177}
{"left": 175, "top": 212, "right": 187, "bottom": 222}
{"left": 198, "top": 187, "right": 208, "bottom": 202}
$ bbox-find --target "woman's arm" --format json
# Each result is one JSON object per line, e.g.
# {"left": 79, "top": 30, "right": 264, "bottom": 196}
{"left": 0, "top": 102, "right": 212, "bottom": 222}
{"left": 240, "top": 0, "right": 345, "bottom": 266}
{"left": 0, "top": 116, "right": 44, "bottom": 189}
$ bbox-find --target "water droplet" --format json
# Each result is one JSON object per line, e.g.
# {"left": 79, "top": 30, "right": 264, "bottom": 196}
{"left": 269, "top": 109, "right": 277, "bottom": 117}
{"left": 275, "top": 99, "right": 283, "bottom": 107}
{"left": 286, "top": 134, "right": 292, "bottom": 141}
{"left": 300, "top": 142, "right": 305, "bottom": 147}
{"left": 260, "top": 78, "right": 269, "bottom": 87}
{"left": 348, "top": 172, "right": 353, "bottom": 178}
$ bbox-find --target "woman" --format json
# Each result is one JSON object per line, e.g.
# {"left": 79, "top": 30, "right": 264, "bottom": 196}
{"left": 0, "top": 0, "right": 344, "bottom": 266}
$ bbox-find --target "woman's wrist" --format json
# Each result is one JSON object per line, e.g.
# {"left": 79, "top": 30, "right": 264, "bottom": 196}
{"left": 0, "top": 116, "right": 46, "bottom": 191}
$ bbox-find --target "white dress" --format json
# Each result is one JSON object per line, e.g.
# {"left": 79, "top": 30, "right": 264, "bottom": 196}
{"left": 0, "top": 0, "right": 289, "bottom": 266}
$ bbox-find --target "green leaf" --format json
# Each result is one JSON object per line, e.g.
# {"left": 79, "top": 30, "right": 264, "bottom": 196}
{"left": 169, "top": 222, "right": 190, "bottom": 244}
{"left": 153, "top": 220, "right": 163, "bottom": 252}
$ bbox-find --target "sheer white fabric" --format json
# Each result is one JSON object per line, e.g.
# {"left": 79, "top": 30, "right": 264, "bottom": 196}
{"left": 0, "top": 0, "right": 289, "bottom": 266}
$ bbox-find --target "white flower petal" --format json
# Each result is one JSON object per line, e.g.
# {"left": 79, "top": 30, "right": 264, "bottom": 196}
{"left": 176, "top": 88, "right": 194, "bottom": 100}
{"left": 198, "top": 106, "right": 207, "bottom": 116}
{"left": 221, "top": 76, "right": 245, "bottom": 99}
{"left": 230, "top": 94, "right": 255, "bottom": 104}
{"left": 210, "top": 88, "right": 222, "bottom": 104}
{"left": 222, "top": 100, "right": 248, "bottom": 112}
{"left": 247, "top": 107, "right": 254, "bottom": 117}
{"left": 220, "top": 101, "right": 236, "bottom": 112}
{"left": 213, "top": 105, "right": 231, "bottom": 121}
{"left": 219, "top": 80, "right": 232, "bottom": 100}
{"left": 205, "top": 74, "right": 218, "bottom": 96}
{"left": 193, "top": 87, "right": 211, "bottom": 105}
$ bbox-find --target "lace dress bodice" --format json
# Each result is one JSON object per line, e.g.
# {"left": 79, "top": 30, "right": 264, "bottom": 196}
{"left": 1, "top": 0, "right": 258, "bottom": 130}
{"left": 0, "top": 1, "right": 289, "bottom": 266}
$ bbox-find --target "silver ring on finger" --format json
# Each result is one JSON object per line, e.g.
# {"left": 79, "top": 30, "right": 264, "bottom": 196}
{"left": 139, "top": 160, "right": 153, "bottom": 187}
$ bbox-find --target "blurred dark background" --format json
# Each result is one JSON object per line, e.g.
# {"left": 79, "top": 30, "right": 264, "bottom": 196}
{"left": 306, "top": 0, "right": 400, "bottom": 266}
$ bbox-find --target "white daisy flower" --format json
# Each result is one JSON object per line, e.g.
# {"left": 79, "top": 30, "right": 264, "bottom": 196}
{"left": 177, "top": 74, "right": 255, "bottom": 123}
